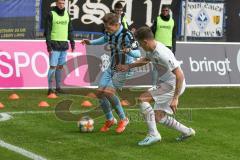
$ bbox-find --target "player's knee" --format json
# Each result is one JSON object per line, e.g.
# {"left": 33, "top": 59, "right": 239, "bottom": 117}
{"left": 96, "top": 90, "right": 104, "bottom": 99}
{"left": 50, "top": 66, "right": 56, "bottom": 69}
{"left": 103, "top": 90, "right": 114, "bottom": 97}
{"left": 140, "top": 102, "right": 152, "bottom": 114}
{"left": 102, "top": 88, "right": 115, "bottom": 97}
{"left": 57, "top": 65, "right": 63, "bottom": 69}
{"left": 138, "top": 95, "right": 147, "bottom": 103}
{"left": 138, "top": 93, "right": 151, "bottom": 103}
{"left": 155, "top": 111, "right": 167, "bottom": 123}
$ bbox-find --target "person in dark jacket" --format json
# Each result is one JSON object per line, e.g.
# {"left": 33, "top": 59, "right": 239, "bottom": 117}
{"left": 151, "top": 5, "right": 176, "bottom": 54}
{"left": 44, "top": 0, "right": 75, "bottom": 95}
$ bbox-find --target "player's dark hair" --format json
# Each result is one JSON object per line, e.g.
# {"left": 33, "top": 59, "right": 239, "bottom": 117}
{"left": 161, "top": 4, "right": 170, "bottom": 10}
{"left": 114, "top": 2, "right": 123, "bottom": 9}
{"left": 102, "top": 13, "right": 119, "bottom": 25}
{"left": 135, "top": 26, "right": 154, "bottom": 41}
{"left": 56, "top": 0, "right": 65, "bottom": 2}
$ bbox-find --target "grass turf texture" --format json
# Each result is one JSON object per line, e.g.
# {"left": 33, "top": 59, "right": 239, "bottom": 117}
{"left": 0, "top": 88, "right": 240, "bottom": 160}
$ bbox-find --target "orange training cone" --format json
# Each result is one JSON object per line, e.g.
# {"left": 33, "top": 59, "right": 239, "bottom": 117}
{"left": 86, "top": 92, "right": 97, "bottom": 99}
{"left": 81, "top": 100, "right": 93, "bottom": 108}
{"left": 121, "top": 100, "right": 130, "bottom": 107}
{"left": 9, "top": 93, "right": 20, "bottom": 100}
{"left": 0, "top": 102, "right": 4, "bottom": 109}
{"left": 47, "top": 93, "right": 58, "bottom": 99}
{"left": 38, "top": 101, "right": 50, "bottom": 108}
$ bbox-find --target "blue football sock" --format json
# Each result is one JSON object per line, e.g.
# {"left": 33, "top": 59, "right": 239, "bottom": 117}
{"left": 47, "top": 68, "right": 56, "bottom": 90}
{"left": 109, "top": 95, "right": 126, "bottom": 120}
{"left": 55, "top": 69, "right": 62, "bottom": 89}
{"left": 99, "top": 97, "right": 113, "bottom": 120}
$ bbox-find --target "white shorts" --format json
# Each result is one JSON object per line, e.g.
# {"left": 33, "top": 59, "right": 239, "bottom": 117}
{"left": 148, "top": 80, "right": 186, "bottom": 115}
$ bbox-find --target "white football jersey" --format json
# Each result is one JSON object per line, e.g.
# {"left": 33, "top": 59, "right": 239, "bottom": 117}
{"left": 145, "top": 41, "right": 181, "bottom": 85}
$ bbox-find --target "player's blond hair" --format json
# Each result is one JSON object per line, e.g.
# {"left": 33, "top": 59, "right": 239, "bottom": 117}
{"left": 102, "top": 13, "right": 119, "bottom": 25}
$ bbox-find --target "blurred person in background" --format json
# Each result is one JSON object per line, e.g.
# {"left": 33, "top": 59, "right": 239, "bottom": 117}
{"left": 151, "top": 5, "right": 176, "bottom": 55}
{"left": 44, "top": 0, "right": 75, "bottom": 95}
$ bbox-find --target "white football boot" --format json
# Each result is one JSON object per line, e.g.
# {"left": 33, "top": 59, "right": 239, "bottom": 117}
{"left": 176, "top": 128, "right": 196, "bottom": 141}
{"left": 138, "top": 134, "right": 161, "bottom": 146}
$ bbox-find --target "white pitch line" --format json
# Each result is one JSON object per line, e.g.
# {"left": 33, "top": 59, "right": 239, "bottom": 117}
{"left": 0, "top": 113, "right": 12, "bottom": 122}
{"left": 1, "top": 106, "right": 240, "bottom": 115}
{"left": 0, "top": 139, "right": 47, "bottom": 160}
{"left": 5, "top": 111, "right": 56, "bottom": 115}
{"left": 127, "top": 106, "right": 240, "bottom": 111}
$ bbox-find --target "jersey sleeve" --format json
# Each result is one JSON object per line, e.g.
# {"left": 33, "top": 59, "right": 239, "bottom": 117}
{"left": 124, "top": 32, "right": 139, "bottom": 50}
{"left": 90, "top": 34, "right": 108, "bottom": 45}
{"left": 144, "top": 51, "right": 151, "bottom": 60}
{"left": 124, "top": 32, "right": 141, "bottom": 58}
{"left": 163, "top": 53, "right": 180, "bottom": 71}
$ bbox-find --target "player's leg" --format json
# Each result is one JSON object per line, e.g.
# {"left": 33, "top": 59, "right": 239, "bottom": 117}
{"left": 55, "top": 65, "right": 64, "bottom": 93}
{"left": 97, "top": 88, "right": 114, "bottom": 120}
{"left": 103, "top": 87, "right": 129, "bottom": 133}
{"left": 106, "top": 90, "right": 126, "bottom": 120}
{"left": 55, "top": 51, "right": 67, "bottom": 93}
{"left": 97, "top": 70, "right": 116, "bottom": 132}
{"left": 109, "top": 71, "right": 129, "bottom": 133}
{"left": 156, "top": 109, "right": 195, "bottom": 141}
{"left": 138, "top": 91, "right": 161, "bottom": 146}
{"left": 47, "top": 51, "right": 60, "bottom": 95}
{"left": 97, "top": 88, "right": 117, "bottom": 132}
{"left": 154, "top": 82, "right": 195, "bottom": 141}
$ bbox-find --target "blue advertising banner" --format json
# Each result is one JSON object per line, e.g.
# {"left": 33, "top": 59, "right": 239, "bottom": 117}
{"left": 0, "top": 0, "right": 36, "bottom": 17}
{"left": 0, "top": 0, "right": 36, "bottom": 39}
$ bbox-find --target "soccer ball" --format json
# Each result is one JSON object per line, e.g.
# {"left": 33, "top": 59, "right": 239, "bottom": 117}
{"left": 77, "top": 116, "right": 94, "bottom": 132}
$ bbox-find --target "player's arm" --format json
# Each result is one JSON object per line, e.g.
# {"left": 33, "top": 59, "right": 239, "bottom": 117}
{"left": 117, "top": 57, "right": 150, "bottom": 71}
{"left": 172, "top": 21, "right": 177, "bottom": 54}
{"left": 44, "top": 12, "right": 53, "bottom": 53}
{"left": 122, "top": 32, "right": 141, "bottom": 58}
{"left": 171, "top": 67, "right": 184, "bottom": 113}
{"left": 89, "top": 36, "right": 108, "bottom": 45}
{"left": 125, "top": 49, "right": 141, "bottom": 58}
{"left": 68, "top": 14, "right": 75, "bottom": 52}
{"left": 81, "top": 35, "right": 108, "bottom": 45}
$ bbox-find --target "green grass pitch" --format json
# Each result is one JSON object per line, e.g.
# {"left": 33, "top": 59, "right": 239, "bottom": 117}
{"left": 0, "top": 88, "right": 240, "bottom": 160}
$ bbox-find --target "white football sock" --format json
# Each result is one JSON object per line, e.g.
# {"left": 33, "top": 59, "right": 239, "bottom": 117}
{"left": 159, "top": 115, "right": 190, "bottom": 135}
{"left": 140, "top": 102, "right": 160, "bottom": 136}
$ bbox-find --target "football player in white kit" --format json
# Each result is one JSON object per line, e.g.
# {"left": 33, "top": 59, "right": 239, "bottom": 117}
{"left": 117, "top": 26, "right": 195, "bottom": 146}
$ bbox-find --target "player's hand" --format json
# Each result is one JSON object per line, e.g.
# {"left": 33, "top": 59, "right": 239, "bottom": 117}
{"left": 170, "top": 97, "right": 178, "bottom": 114}
{"left": 131, "top": 28, "right": 136, "bottom": 33}
{"left": 121, "top": 47, "right": 131, "bottom": 54}
{"left": 48, "top": 50, "right": 52, "bottom": 54}
{"left": 80, "top": 39, "right": 90, "bottom": 45}
{"left": 47, "top": 47, "right": 52, "bottom": 54}
{"left": 116, "top": 64, "right": 130, "bottom": 72}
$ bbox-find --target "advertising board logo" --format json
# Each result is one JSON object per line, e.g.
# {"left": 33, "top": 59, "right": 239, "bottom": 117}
{"left": 213, "top": 15, "right": 220, "bottom": 25}
{"left": 100, "top": 54, "right": 110, "bottom": 71}
{"left": 195, "top": 9, "right": 209, "bottom": 32}
{"left": 189, "top": 57, "right": 232, "bottom": 76}
{"left": 187, "top": 13, "right": 193, "bottom": 24}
